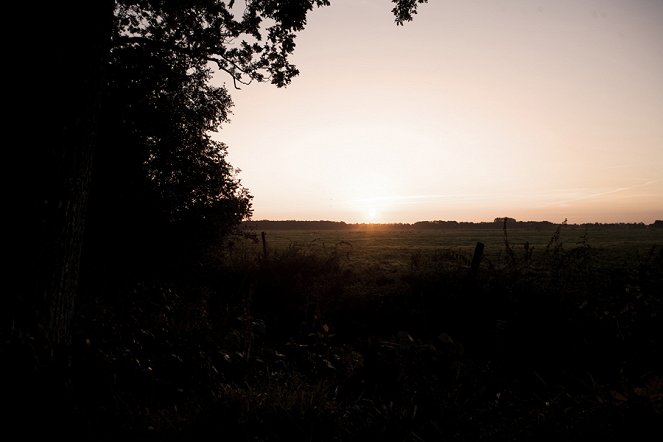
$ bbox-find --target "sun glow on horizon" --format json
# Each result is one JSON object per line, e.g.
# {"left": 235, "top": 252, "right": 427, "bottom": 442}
{"left": 350, "top": 195, "right": 389, "bottom": 223}
{"left": 220, "top": 0, "right": 663, "bottom": 225}
{"left": 366, "top": 207, "right": 379, "bottom": 222}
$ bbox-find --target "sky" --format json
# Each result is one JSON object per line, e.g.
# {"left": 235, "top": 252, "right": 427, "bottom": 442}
{"left": 214, "top": 0, "right": 663, "bottom": 224}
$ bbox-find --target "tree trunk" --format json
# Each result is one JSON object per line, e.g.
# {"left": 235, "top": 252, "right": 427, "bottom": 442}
{"left": 7, "top": 0, "right": 115, "bottom": 351}
{"left": 3, "top": 2, "right": 115, "bottom": 436}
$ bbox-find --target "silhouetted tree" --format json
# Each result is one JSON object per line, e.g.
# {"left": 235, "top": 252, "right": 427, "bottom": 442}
{"left": 7, "top": 0, "right": 429, "bottom": 368}
{"left": 84, "top": 38, "right": 252, "bottom": 286}
{"left": 494, "top": 217, "right": 517, "bottom": 224}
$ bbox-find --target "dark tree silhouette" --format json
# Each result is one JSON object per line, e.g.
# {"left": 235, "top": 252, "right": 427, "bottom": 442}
{"left": 84, "top": 38, "right": 252, "bottom": 288}
{"left": 6, "top": 0, "right": 428, "bottom": 371}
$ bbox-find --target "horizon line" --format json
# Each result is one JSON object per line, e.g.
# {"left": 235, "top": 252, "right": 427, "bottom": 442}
{"left": 242, "top": 218, "right": 662, "bottom": 226}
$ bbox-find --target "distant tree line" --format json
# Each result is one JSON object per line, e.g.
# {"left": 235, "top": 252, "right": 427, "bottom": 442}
{"left": 243, "top": 220, "right": 350, "bottom": 230}
{"left": 243, "top": 219, "right": 659, "bottom": 231}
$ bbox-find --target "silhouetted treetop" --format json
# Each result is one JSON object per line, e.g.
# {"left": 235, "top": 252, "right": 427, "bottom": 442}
{"left": 392, "top": 0, "right": 429, "bottom": 25}
{"left": 113, "top": 0, "right": 331, "bottom": 88}
{"left": 112, "top": 1, "right": 428, "bottom": 88}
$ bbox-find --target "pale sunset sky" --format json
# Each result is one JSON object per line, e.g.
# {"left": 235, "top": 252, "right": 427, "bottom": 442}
{"left": 214, "top": 0, "right": 663, "bottom": 224}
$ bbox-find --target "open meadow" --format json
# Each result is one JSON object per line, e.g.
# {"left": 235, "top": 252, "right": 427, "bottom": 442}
{"left": 231, "top": 224, "right": 662, "bottom": 276}
{"left": 28, "top": 223, "right": 663, "bottom": 440}
{"left": 191, "top": 222, "right": 662, "bottom": 440}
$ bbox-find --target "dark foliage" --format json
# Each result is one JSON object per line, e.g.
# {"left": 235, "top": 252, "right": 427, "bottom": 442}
{"left": 83, "top": 39, "right": 252, "bottom": 284}
{"left": 34, "top": 232, "right": 662, "bottom": 440}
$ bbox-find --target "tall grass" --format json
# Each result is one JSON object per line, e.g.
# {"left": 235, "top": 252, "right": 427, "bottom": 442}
{"left": 61, "top": 224, "right": 663, "bottom": 440}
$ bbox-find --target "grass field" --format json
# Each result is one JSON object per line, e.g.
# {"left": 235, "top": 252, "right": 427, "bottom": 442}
{"left": 230, "top": 225, "right": 663, "bottom": 274}
{"left": 201, "top": 224, "right": 663, "bottom": 440}
{"left": 41, "top": 224, "right": 663, "bottom": 440}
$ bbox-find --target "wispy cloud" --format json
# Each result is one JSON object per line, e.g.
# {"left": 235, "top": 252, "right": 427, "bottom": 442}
{"left": 351, "top": 193, "right": 487, "bottom": 205}
{"left": 603, "top": 161, "right": 663, "bottom": 170}
{"left": 540, "top": 179, "right": 661, "bottom": 208}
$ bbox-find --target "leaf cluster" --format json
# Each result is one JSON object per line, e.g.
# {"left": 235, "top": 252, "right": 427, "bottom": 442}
{"left": 113, "top": 0, "right": 331, "bottom": 88}
{"left": 391, "top": 0, "right": 428, "bottom": 26}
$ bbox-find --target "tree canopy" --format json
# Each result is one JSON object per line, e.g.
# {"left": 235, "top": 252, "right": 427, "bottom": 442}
{"left": 7, "top": 0, "right": 429, "bottom": 351}
{"left": 113, "top": 0, "right": 331, "bottom": 89}
{"left": 87, "top": 0, "right": 430, "bottom": 275}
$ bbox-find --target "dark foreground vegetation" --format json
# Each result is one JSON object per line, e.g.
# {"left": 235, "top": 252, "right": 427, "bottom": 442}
{"left": 5, "top": 224, "right": 662, "bottom": 441}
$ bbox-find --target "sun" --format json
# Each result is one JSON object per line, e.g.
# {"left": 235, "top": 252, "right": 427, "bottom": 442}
{"left": 367, "top": 207, "right": 379, "bottom": 222}
{"left": 339, "top": 170, "right": 402, "bottom": 223}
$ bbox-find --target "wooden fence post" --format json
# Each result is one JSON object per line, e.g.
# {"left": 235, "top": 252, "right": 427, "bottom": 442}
{"left": 468, "top": 241, "right": 484, "bottom": 279}
{"left": 261, "top": 231, "right": 268, "bottom": 261}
